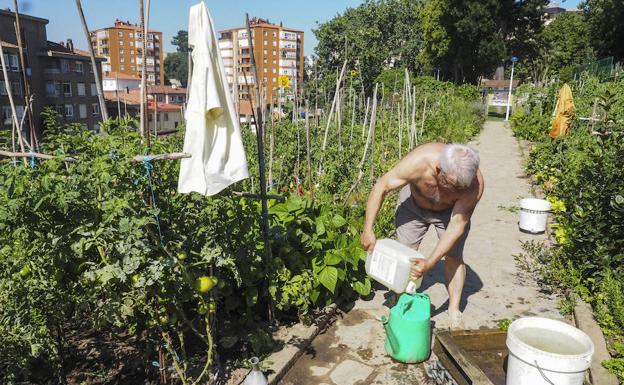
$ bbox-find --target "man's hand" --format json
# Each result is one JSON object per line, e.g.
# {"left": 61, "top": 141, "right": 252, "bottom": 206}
{"left": 360, "top": 230, "right": 377, "bottom": 252}
{"left": 410, "top": 257, "right": 433, "bottom": 279}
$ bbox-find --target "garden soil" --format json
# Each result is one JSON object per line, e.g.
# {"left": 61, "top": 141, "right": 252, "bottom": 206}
{"left": 280, "top": 121, "right": 565, "bottom": 385}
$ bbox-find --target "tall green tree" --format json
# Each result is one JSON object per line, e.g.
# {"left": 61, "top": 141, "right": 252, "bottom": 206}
{"left": 542, "top": 12, "right": 594, "bottom": 69}
{"left": 582, "top": 0, "right": 624, "bottom": 61}
{"left": 164, "top": 30, "right": 189, "bottom": 86}
{"left": 418, "top": 0, "right": 548, "bottom": 83}
{"left": 313, "top": 0, "right": 424, "bottom": 93}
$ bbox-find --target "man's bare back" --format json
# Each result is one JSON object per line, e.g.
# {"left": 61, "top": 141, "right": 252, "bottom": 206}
{"left": 393, "top": 143, "right": 484, "bottom": 212}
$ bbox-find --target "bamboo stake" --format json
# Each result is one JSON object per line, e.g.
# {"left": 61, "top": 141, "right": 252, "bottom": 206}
{"left": 75, "top": 0, "right": 108, "bottom": 123}
{"left": 344, "top": 83, "right": 378, "bottom": 202}
{"left": 0, "top": 37, "right": 27, "bottom": 160}
{"left": 361, "top": 97, "right": 370, "bottom": 140}
{"left": 131, "top": 152, "right": 191, "bottom": 162}
{"left": 317, "top": 60, "right": 347, "bottom": 177}
{"left": 268, "top": 104, "right": 274, "bottom": 189}
{"left": 12, "top": 2, "right": 36, "bottom": 149}
{"left": 305, "top": 102, "right": 313, "bottom": 198}
{"left": 0, "top": 150, "right": 77, "bottom": 162}
{"left": 418, "top": 97, "right": 427, "bottom": 144}
{"left": 245, "top": 13, "right": 274, "bottom": 323}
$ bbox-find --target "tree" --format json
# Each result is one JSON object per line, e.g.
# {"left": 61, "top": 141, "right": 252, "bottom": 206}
{"left": 313, "top": 0, "right": 423, "bottom": 94}
{"left": 542, "top": 12, "right": 594, "bottom": 69}
{"left": 418, "top": 0, "right": 548, "bottom": 83}
{"left": 582, "top": 0, "right": 624, "bottom": 61}
{"left": 164, "top": 30, "right": 189, "bottom": 86}
{"left": 171, "top": 30, "right": 189, "bottom": 53}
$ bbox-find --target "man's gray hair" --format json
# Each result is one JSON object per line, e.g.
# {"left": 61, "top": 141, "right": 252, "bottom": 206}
{"left": 439, "top": 144, "right": 480, "bottom": 189}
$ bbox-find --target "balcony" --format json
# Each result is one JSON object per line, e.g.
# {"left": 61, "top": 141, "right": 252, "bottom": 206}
{"left": 219, "top": 41, "right": 233, "bottom": 49}
{"left": 280, "top": 31, "right": 297, "bottom": 41}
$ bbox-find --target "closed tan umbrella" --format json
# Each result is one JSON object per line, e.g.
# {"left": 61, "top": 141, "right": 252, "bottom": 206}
{"left": 549, "top": 84, "right": 575, "bottom": 138}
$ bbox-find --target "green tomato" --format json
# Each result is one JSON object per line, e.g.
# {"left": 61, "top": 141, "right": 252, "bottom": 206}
{"left": 132, "top": 274, "right": 140, "bottom": 283}
{"left": 19, "top": 266, "right": 31, "bottom": 277}
{"left": 196, "top": 276, "right": 215, "bottom": 293}
{"left": 176, "top": 251, "right": 187, "bottom": 261}
{"left": 208, "top": 301, "right": 217, "bottom": 314}
{"left": 198, "top": 303, "right": 207, "bottom": 315}
{"left": 147, "top": 319, "right": 157, "bottom": 328}
{"left": 159, "top": 315, "right": 169, "bottom": 326}
{"left": 210, "top": 276, "right": 219, "bottom": 287}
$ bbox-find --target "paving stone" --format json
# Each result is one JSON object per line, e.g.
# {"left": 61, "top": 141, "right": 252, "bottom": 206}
{"left": 329, "top": 359, "right": 374, "bottom": 385}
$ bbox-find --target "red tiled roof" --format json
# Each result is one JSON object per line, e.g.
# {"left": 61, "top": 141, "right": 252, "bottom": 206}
{"left": 104, "top": 90, "right": 141, "bottom": 105}
{"left": 43, "top": 41, "right": 105, "bottom": 60}
{"left": 148, "top": 101, "right": 182, "bottom": 112}
{"left": 480, "top": 79, "right": 520, "bottom": 88}
{"left": 147, "top": 85, "right": 187, "bottom": 94}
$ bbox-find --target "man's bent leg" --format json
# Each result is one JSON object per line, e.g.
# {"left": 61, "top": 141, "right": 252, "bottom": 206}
{"left": 444, "top": 256, "right": 466, "bottom": 321}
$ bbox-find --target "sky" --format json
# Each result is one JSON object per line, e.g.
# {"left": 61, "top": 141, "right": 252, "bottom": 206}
{"left": 0, "top": 0, "right": 584, "bottom": 56}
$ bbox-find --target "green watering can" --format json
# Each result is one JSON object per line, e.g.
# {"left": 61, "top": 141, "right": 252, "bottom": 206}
{"left": 381, "top": 293, "right": 431, "bottom": 363}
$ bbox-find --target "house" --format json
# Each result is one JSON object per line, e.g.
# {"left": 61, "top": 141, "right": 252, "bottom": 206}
{"left": 1, "top": 9, "right": 105, "bottom": 136}
{"left": 146, "top": 85, "right": 187, "bottom": 105}
{"left": 102, "top": 71, "right": 141, "bottom": 91}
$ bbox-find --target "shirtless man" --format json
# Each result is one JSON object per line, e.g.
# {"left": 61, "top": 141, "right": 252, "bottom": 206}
{"left": 360, "top": 143, "right": 484, "bottom": 327}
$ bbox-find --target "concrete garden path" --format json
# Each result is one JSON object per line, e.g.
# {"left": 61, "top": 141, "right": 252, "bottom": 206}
{"left": 280, "top": 121, "right": 564, "bottom": 385}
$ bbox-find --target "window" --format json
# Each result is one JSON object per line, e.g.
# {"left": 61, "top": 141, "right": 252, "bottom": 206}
{"left": 9, "top": 54, "right": 19, "bottom": 71}
{"left": 62, "top": 82, "right": 72, "bottom": 97}
{"left": 92, "top": 103, "right": 100, "bottom": 116}
{"left": 75, "top": 61, "right": 84, "bottom": 73}
{"left": 264, "top": 31, "right": 268, "bottom": 36}
{"left": 129, "top": 41, "right": 134, "bottom": 47}
{"left": 272, "top": 50, "right": 276, "bottom": 56}
{"left": 64, "top": 104, "right": 74, "bottom": 119}
{"left": 263, "top": 59, "right": 267, "bottom": 64}
{"left": 130, "top": 50, "right": 135, "bottom": 54}
{"left": 156, "top": 95, "right": 164, "bottom": 102}
{"left": 44, "top": 81, "right": 56, "bottom": 96}
{"left": 2, "top": 54, "right": 9, "bottom": 71}
{"left": 164, "top": 113, "right": 169, "bottom": 121}
{"left": 2, "top": 106, "right": 11, "bottom": 125}
{"left": 120, "top": 57, "right": 125, "bottom": 63}
{"left": 129, "top": 33, "right": 134, "bottom": 38}
{"left": 79, "top": 104, "right": 87, "bottom": 118}
{"left": 12, "top": 81, "right": 21, "bottom": 96}
{"left": 264, "top": 40, "right": 267, "bottom": 46}
{"left": 77, "top": 82, "right": 86, "bottom": 96}
{"left": 90, "top": 83, "right": 97, "bottom": 96}
{"left": 263, "top": 68, "right": 267, "bottom": 73}
{"left": 61, "top": 60, "right": 70, "bottom": 73}
{"left": 55, "top": 104, "right": 64, "bottom": 115}
{"left": 263, "top": 49, "right": 267, "bottom": 55}
{"left": 272, "top": 77, "right": 276, "bottom": 82}
{"left": 93, "top": 123, "right": 100, "bottom": 133}
{"left": 0, "top": 80, "right": 6, "bottom": 95}
{"left": 130, "top": 57, "right": 135, "bottom": 63}
{"left": 119, "top": 40, "right": 123, "bottom": 46}
{"left": 272, "top": 68, "right": 276, "bottom": 74}
{"left": 119, "top": 49, "right": 124, "bottom": 55}
{"left": 118, "top": 31, "right": 123, "bottom": 37}
{"left": 273, "top": 60, "right": 276, "bottom": 64}
{"left": 273, "top": 32, "right": 277, "bottom": 37}
{"left": 14, "top": 106, "right": 23, "bottom": 122}
{"left": 273, "top": 41, "right": 277, "bottom": 46}
{"left": 120, "top": 64, "right": 125, "bottom": 70}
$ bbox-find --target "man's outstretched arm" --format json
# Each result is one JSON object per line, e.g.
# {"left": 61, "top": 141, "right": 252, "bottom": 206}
{"left": 360, "top": 164, "right": 411, "bottom": 251}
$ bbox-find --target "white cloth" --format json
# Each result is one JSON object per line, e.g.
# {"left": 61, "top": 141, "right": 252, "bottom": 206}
{"left": 178, "top": 1, "right": 249, "bottom": 196}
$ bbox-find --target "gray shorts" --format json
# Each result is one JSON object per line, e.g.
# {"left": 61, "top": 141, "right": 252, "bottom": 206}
{"left": 394, "top": 185, "right": 470, "bottom": 259}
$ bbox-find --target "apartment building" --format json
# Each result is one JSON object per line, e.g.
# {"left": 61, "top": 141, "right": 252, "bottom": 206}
{"left": 217, "top": 17, "right": 304, "bottom": 112}
{"left": 90, "top": 20, "right": 164, "bottom": 86}
{"left": 0, "top": 9, "right": 104, "bottom": 136}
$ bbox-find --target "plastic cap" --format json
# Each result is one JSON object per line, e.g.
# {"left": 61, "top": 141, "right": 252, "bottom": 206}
{"left": 405, "top": 281, "right": 417, "bottom": 294}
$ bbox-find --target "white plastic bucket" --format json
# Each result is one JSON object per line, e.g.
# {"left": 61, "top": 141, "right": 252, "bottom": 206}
{"left": 506, "top": 317, "right": 594, "bottom": 385}
{"left": 519, "top": 198, "right": 551, "bottom": 233}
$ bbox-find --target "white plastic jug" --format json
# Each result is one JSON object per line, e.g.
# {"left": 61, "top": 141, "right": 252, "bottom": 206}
{"left": 365, "top": 238, "right": 426, "bottom": 293}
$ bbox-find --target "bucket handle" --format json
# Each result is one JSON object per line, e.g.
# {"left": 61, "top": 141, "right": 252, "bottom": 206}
{"left": 534, "top": 360, "right": 556, "bottom": 385}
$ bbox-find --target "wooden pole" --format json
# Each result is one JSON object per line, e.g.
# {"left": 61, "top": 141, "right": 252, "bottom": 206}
{"left": 12, "top": 2, "right": 37, "bottom": 150}
{"left": 317, "top": 60, "right": 347, "bottom": 177}
{"left": 418, "top": 97, "right": 427, "bottom": 144}
{"left": 245, "top": 13, "right": 274, "bottom": 323}
{"left": 361, "top": 97, "right": 370, "bottom": 140}
{"left": 0, "top": 36, "right": 27, "bottom": 159}
{"left": 305, "top": 102, "right": 313, "bottom": 198}
{"left": 344, "top": 83, "right": 378, "bottom": 202}
{"left": 75, "top": 0, "right": 108, "bottom": 123}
